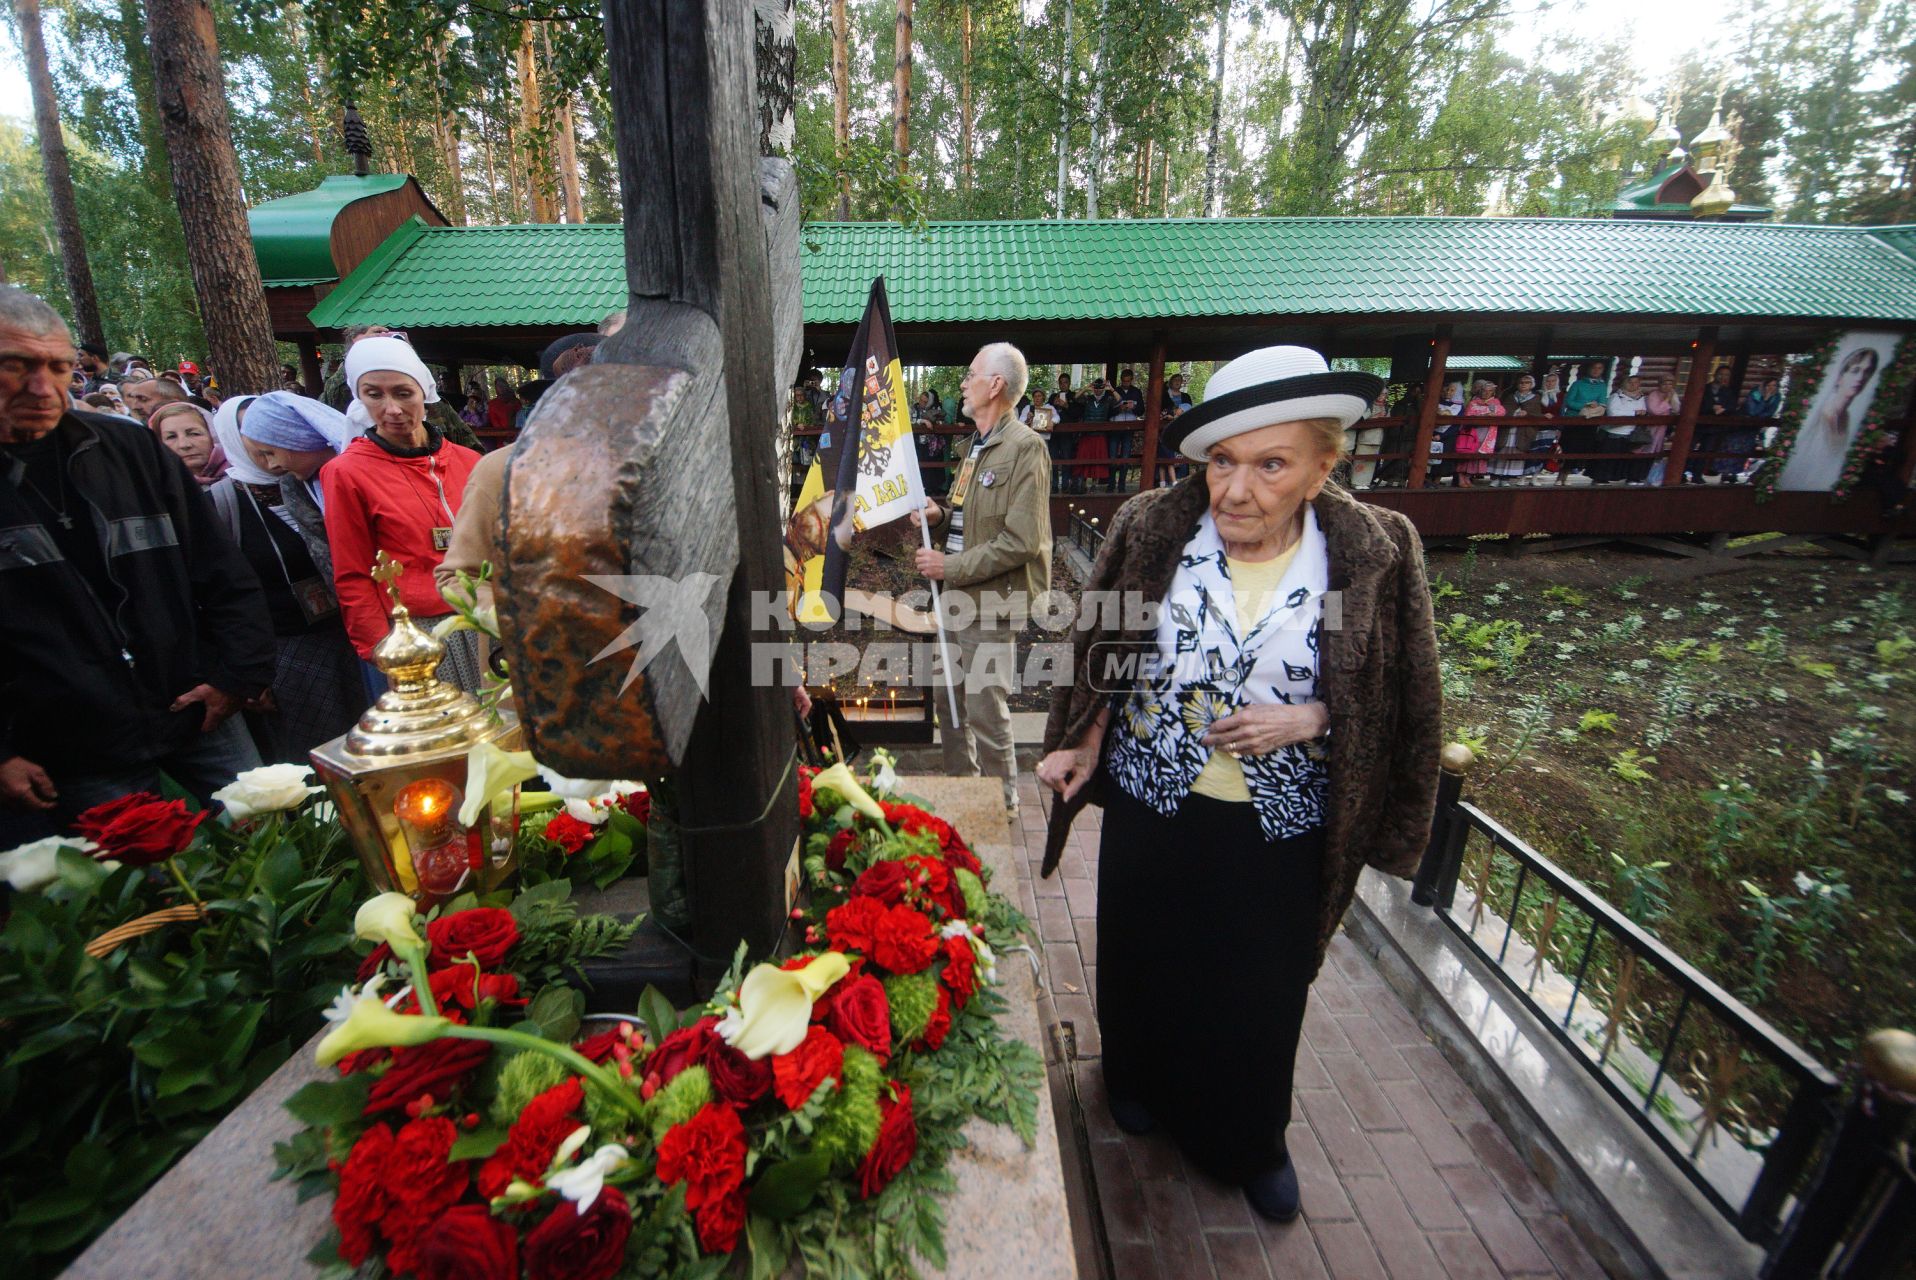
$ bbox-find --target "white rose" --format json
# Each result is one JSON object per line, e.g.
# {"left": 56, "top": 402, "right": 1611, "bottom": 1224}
{"left": 0, "top": 836, "right": 97, "bottom": 893}
{"left": 212, "top": 763, "right": 324, "bottom": 821}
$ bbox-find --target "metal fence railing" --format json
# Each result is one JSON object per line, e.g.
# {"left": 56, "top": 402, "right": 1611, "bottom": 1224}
{"left": 1066, "top": 507, "right": 1106, "bottom": 560}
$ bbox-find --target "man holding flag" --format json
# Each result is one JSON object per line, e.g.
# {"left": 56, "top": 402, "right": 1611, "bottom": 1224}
{"left": 911, "top": 342, "right": 1052, "bottom": 821}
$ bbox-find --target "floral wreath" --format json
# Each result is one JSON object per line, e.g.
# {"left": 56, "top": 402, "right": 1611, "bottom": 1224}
{"left": 1753, "top": 332, "right": 1912, "bottom": 503}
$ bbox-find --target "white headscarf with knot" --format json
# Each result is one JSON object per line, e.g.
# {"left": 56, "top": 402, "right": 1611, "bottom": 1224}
{"left": 343, "top": 335, "right": 439, "bottom": 433}
{"left": 211, "top": 394, "right": 275, "bottom": 485}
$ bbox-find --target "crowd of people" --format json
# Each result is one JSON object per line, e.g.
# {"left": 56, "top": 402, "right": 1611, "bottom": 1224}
{"left": 0, "top": 287, "right": 616, "bottom": 847}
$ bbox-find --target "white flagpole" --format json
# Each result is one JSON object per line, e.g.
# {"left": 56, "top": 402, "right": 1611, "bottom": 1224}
{"left": 917, "top": 495, "right": 963, "bottom": 727}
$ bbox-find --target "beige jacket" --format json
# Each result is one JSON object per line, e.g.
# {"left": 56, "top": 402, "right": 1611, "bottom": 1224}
{"left": 436, "top": 446, "right": 508, "bottom": 609}
{"left": 925, "top": 412, "right": 1052, "bottom": 627}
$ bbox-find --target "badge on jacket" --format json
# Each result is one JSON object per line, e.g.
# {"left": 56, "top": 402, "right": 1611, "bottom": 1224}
{"left": 981, "top": 469, "right": 997, "bottom": 488}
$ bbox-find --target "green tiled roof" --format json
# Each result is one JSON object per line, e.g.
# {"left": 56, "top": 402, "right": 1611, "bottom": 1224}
{"left": 303, "top": 214, "right": 1916, "bottom": 332}
{"left": 306, "top": 218, "right": 628, "bottom": 329}
{"left": 1612, "top": 164, "right": 1770, "bottom": 218}
{"left": 250, "top": 174, "right": 420, "bottom": 286}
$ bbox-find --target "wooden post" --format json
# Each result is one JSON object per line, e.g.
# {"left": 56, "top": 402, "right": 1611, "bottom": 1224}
{"left": 1663, "top": 326, "right": 1717, "bottom": 487}
{"left": 296, "top": 334, "right": 321, "bottom": 396}
{"left": 1728, "top": 345, "right": 1752, "bottom": 399}
{"left": 1140, "top": 334, "right": 1166, "bottom": 488}
{"left": 499, "top": 0, "right": 799, "bottom": 968}
{"left": 1531, "top": 326, "right": 1554, "bottom": 385}
{"left": 1407, "top": 325, "right": 1451, "bottom": 489}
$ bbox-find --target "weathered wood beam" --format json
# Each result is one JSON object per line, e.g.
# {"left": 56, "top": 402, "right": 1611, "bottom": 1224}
{"left": 1662, "top": 326, "right": 1717, "bottom": 487}
{"left": 1408, "top": 325, "right": 1451, "bottom": 490}
{"left": 1140, "top": 334, "right": 1166, "bottom": 489}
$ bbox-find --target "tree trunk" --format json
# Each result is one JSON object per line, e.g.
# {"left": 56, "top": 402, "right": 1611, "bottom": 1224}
{"left": 1054, "top": 0, "right": 1075, "bottom": 216}
{"left": 1084, "top": 0, "right": 1111, "bottom": 218}
{"left": 542, "top": 27, "right": 584, "bottom": 223}
{"left": 517, "top": 26, "right": 554, "bottom": 221}
{"left": 13, "top": 0, "right": 104, "bottom": 349}
{"left": 116, "top": 0, "right": 174, "bottom": 204}
{"left": 1160, "top": 147, "right": 1171, "bottom": 214}
{"left": 1202, "top": 0, "right": 1230, "bottom": 216}
{"left": 481, "top": 112, "right": 503, "bottom": 221}
{"left": 286, "top": 17, "right": 327, "bottom": 169}
{"left": 893, "top": 0, "right": 913, "bottom": 167}
{"left": 437, "top": 113, "right": 469, "bottom": 224}
{"left": 832, "top": 0, "right": 850, "bottom": 218}
{"left": 142, "top": 0, "right": 279, "bottom": 393}
{"left": 959, "top": 2, "right": 974, "bottom": 192}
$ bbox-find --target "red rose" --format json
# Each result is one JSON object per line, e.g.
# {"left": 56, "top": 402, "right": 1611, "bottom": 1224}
{"left": 427, "top": 966, "right": 524, "bottom": 1012}
{"left": 647, "top": 1017, "right": 719, "bottom": 1084}
{"left": 543, "top": 811, "right": 597, "bottom": 854}
{"left": 426, "top": 907, "right": 520, "bottom": 968}
{"left": 695, "top": 1189, "right": 746, "bottom": 1255}
{"left": 364, "top": 1036, "right": 491, "bottom": 1116}
{"left": 797, "top": 768, "right": 815, "bottom": 820}
{"left": 825, "top": 895, "right": 885, "bottom": 955}
{"left": 919, "top": 985, "right": 952, "bottom": 1051}
{"left": 857, "top": 1081, "right": 917, "bottom": 1199}
{"left": 825, "top": 972, "right": 891, "bottom": 1062}
{"left": 703, "top": 1036, "right": 773, "bottom": 1106}
{"left": 333, "top": 1124, "right": 395, "bottom": 1266}
{"left": 574, "top": 1021, "right": 642, "bottom": 1064}
{"left": 617, "top": 789, "right": 651, "bottom": 824}
{"left": 771, "top": 1025, "right": 844, "bottom": 1110}
{"left": 74, "top": 793, "right": 206, "bottom": 866}
{"left": 854, "top": 858, "right": 913, "bottom": 904}
{"left": 655, "top": 1103, "right": 747, "bottom": 1211}
{"left": 523, "top": 1187, "right": 633, "bottom": 1280}
{"left": 873, "top": 904, "right": 938, "bottom": 975}
{"left": 907, "top": 853, "right": 966, "bottom": 919}
{"left": 355, "top": 942, "right": 393, "bottom": 983}
{"left": 939, "top": 935, "right": 977, "bottom": 1008}
{"left": 415, "top": 1205, "right": 517, "bottom": 1280}
{"left": 479, "top": 1077, "right": 585, "bottom": 1199}
{"left": 386, "top": 1116, "right": 468, "bottom": 1215}
{"left": 825, "top": 827, "right": 856, "bottom": 872}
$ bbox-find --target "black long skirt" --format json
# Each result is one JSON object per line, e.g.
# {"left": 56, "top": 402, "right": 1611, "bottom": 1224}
{"left": 1097, "top": 775, "right": 1324, "bottom": 1185}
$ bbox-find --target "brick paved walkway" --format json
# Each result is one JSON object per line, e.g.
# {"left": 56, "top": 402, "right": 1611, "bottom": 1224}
{"left": 1009, "top": 774, "right": 1610, "bottom": 1280}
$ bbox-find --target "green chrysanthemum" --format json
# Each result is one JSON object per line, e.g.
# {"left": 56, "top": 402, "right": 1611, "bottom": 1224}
{"left": 954, "top": 868, "right": 989, "bottom": 921}
{"left": 884, "top": 971, "right": 939, "bottom": 1045}
{"left": 644, "top": 1064, "right": 713, "bottom": 1142}
{"left": 813, "top": 1044, "right": 882, "bottom": 1168}
{"left": 489, "top": 1048, "right": 570, "bottom": 1127}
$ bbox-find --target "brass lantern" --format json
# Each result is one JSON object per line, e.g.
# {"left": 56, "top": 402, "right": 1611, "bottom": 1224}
{"left": 310, "top": 553, "right": 522, "bottom": 906}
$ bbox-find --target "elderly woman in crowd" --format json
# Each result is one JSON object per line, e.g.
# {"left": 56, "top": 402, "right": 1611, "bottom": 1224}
{"left": 1642, "top": 374, "right": 1682, "bottom": 485}
{"left": 208, "top": 396, "right": 363, "bottom": 758}
{"left": 239, "top": 391, "right": 360, "bottom": 581}
{"left": 150, "top": 401, "right": 226, "bottom": 487}
{"left": 321, "top": 338, "right": 484, "bottom": 695}
{"left": 1504, "top": 372, "right": 1553, "bottom": 479}
{"left": 1037, "top": 345, "right": 1441, "bottom": 1223}
{"left": 1454, "top": 380, "right": 1502, "bottom": 487}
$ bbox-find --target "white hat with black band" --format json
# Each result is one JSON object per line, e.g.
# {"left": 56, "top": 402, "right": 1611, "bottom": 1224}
{"left": 1166, "top": 345, "right": 1385, "bottom": 461}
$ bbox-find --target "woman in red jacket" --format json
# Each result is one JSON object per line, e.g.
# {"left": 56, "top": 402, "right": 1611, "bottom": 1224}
{"left": 323, "top": 337, "right": 484, "bottom": 696}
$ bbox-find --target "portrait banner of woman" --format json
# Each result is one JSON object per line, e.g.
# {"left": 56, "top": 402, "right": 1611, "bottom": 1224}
{"left": 1775, "top": 331, "right": 1900, "bottom": 492}
{"left": 1037, "top": 345, "right": 1442, "bottom": 1225}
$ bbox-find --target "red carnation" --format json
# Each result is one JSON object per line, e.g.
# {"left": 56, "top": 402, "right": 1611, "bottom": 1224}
{"left": 427, "top": 966, "right": 524, "bottom": 1013}
{"left": 479, "top": 1077, "right": 585, "bottom": 1199}
{"left": 771, "top": 1025, "right": 844, "bottom": 1110}
{"left": 825, "top": 895, "right": 885, "bottom": 955}
{"left": 415, "top": 1205, "right": 517, "bottom": 1280}
{"left": 908, "top": 853, "right": 967, "bottom": 919}
{"left": 364, "top": 1036, "right": 491, "bottom": 1116}
{"left": 854, "top": 859, "right": 913, "bottom": 904}
{"left": 655, "top": 1103, "right": 748, "bottom": 1211}
{"left": 797, "top": 767, "right": 816, "bottom": 820}
{"left": 703, "top": 1036, "right": 773, "bottom": 1107}
{"left": 825, "top": 827, "right": 856, "bottom": 872}
{"left": 857, "top": 1082, "right": 918, "bottom": 1199}
{"left": 426, "top": 907, "right": 520, "bottom": 969}
{"left": 386, "top": 1115, "right": 468, "bottom": 1214}
{"left": 920, "top": 985, "right": 952, "bottom": 1050}
{"left": 74, "top": 793, "right": 206, "bottom": 866}
{"left": 523, "top": 1187, "right": 633, "bottom": 1280}
{"left": 695, "top": 1189, "right": 746, "bottom": 1255}
{"left": 939, "top": 934, "right": 978, "bottom": 1008}
{"left": 332, "top": 1124, "right": 395, "bottom": 1266}
{"left": 543, "top": 811, "right": 597, "bottom": 855}
{"left": 824, "top": 972, "right": 891, "bottom": 1062}
{"left": 873, "top": 904, "right": 939, "bottom": 975}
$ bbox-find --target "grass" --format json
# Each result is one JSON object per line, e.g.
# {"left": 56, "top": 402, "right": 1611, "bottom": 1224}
{"left": 1431, "top": 545, "right": 1916, "bottom": 1074}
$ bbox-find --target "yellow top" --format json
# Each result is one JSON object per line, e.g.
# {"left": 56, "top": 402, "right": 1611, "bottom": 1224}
{"left": 1190, "top": 542, "right": 1302, "bottom": 802}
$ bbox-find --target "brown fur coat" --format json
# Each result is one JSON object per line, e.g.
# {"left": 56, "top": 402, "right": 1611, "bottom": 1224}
{"left": 1041, "top": 476, "right": 1443, "bottom": 976}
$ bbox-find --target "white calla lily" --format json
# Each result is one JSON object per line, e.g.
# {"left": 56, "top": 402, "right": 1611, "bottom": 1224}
{"left": 315, "top": 977, "right": 451, "bottom": 1067}
{"left": 809, "top": 762, "right": 887, "bottom": 823}
{"left": 212, "top": 763, "right": 324, "bottom": 820}
{"left": 354, "top": 892, "right": 423, "bottom": 949}
{"left": 460, "top": 741, "right": 542, "bottom": 826}
{"left": 717, "top": 951, "right": 852, "bottom": 1060}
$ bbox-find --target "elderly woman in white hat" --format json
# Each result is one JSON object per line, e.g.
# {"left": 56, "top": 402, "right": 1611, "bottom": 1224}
{"left": 320, "top": 336, "right": 485, "bottom": 697}
{"left": 1037, "top": 345, "right": 1442, "bottom": 1222}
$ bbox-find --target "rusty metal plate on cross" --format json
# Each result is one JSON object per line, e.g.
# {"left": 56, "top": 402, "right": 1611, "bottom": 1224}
{"left": 497, "top": 361, "right": 739, "bottom": 779}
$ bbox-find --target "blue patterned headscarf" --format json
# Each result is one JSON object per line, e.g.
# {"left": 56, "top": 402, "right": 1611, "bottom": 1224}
{"left": 240, "top": 392, "right": 359, "bottom": 454}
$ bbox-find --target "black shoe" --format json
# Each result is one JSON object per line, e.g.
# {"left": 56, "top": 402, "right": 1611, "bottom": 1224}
{"left": 1244, "top": 1157, "right": 1300, "bottom": 1223}
{"left": 1108, "top": 1093, "right": 1156, "bottom": 1136}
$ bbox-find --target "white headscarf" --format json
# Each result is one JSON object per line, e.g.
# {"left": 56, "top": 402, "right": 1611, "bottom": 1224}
{"left": 343, "top": 336, "right": 439, "bottom": 434}
{"left": 212, "top": 395, "right": 276, "bottom": 485}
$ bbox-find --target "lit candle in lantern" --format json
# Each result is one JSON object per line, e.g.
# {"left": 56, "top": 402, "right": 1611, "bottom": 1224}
{"left": 393, "top": 777, "right": 469, "bottom": 899}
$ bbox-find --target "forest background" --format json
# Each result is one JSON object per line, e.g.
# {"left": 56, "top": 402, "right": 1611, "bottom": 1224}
{"left": 1, "top": 0, "right": 1914, "bottom": 369}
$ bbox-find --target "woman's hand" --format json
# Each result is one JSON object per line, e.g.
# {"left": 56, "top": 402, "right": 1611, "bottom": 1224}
{"left": 1201, "top": 702, "right": 1330, "bottom": 757}
{"left": 1037, "top": 742, "right": 1099, "bottom": 801}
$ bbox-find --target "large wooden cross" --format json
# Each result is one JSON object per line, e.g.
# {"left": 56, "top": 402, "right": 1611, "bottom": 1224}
{"left": 496, "top": 0, "right": 804, "bottom": 966}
